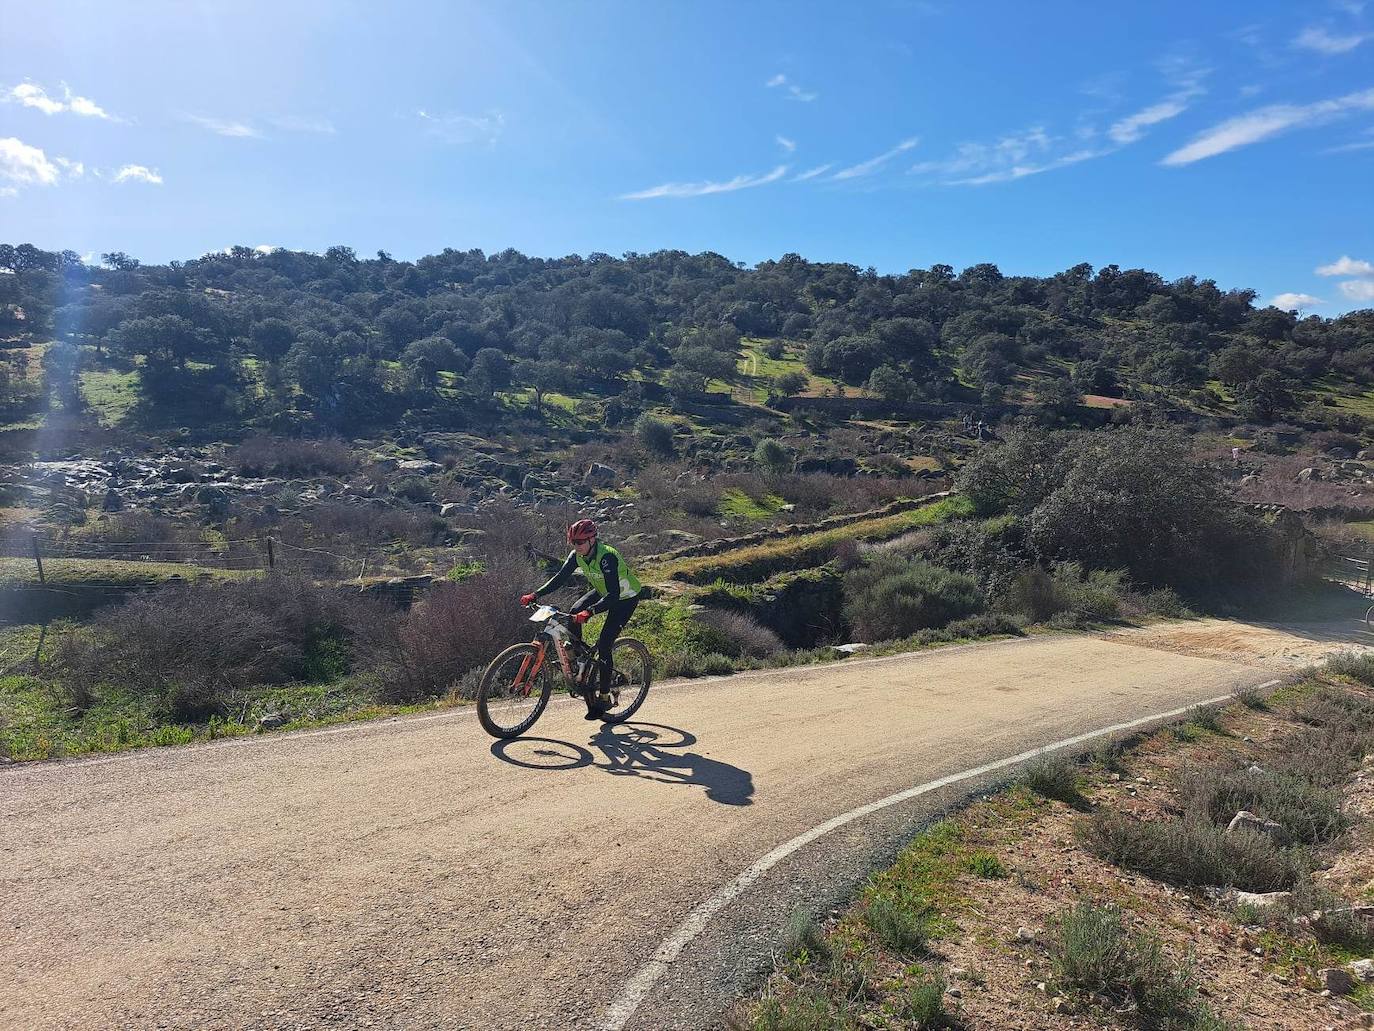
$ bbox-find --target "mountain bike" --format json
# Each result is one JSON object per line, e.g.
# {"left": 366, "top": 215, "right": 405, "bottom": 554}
{"left": 476, "top": 604, "right": 653, "bottom": 739}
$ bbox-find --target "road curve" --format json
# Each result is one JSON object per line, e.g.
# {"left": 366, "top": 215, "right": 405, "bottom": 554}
{"left": 3, "top": 630, "right": 1285, "bottom": 1030}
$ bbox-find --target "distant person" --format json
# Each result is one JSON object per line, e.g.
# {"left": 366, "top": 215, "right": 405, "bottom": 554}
{"left": 520, "top": 519, "right": 642, "bottom": 719}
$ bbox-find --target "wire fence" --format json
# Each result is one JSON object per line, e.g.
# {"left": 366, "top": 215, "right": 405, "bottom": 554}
{"left": 0, "top": 533, "right": 385, "bottom": 588}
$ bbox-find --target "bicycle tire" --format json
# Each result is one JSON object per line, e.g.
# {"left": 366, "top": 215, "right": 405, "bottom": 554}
{"left": 477, "top": 642, "right": 553, "bottom": 739}
{"left": 599, "top": 637, "right": 652, "bottom": 724}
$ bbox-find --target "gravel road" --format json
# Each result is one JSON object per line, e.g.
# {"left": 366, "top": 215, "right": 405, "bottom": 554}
{"left": 3, "top": 620, "right": 1346, "bottom": 1030}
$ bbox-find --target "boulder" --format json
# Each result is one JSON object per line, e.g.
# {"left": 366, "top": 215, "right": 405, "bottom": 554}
{"left": 397, "top": 459, "right": 442, "bottom": 475}
{"left": 101, "top": 488, "right": 124, "bottom": 513}
{"left": 1296, "top": 467, "right": 1318, "bottom": 482}
{"left": 257, "top": 713, "right": 288, "bottom": 731}
{"left": 1233, "top": 889, "right": 1290, "bottom": 913}
{"left": 1226, "top": 810, "right": 1284, "bottom": 842}
{"left": 1322, "top": 967, "right": 1356, "bottom": 995}
{"left": 583, "top": 462, "right": 618, "bottom": 487}
{"left": 521, "top": 472, "right": 544, "bottom": 493}
{"left": 440, "top": 502, "right": 473, "bottom": 518}
{"left": 1349, "top": 959, "right": 1374, "bottom": 984}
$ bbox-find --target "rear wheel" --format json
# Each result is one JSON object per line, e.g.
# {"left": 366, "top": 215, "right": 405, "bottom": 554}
{"left": 477, "top": 642, "right": 552, "bottom": 739}
{"left": 599, "top": 638, "right": 652, "bottom": 724}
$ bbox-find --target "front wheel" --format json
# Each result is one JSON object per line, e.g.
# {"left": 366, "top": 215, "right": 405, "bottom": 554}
{"left": 477, "top": 642, "right": 553, "bottom": 739}
{"left": 599, "top": 638, "right": 652, "bottom": 724}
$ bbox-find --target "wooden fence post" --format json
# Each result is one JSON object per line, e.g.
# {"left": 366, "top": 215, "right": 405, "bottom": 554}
{"left": 266, "top": 537, "right": 275, "bottom": 570}
{"left": 31, "top": 535, "right": 44, "bottom": 584}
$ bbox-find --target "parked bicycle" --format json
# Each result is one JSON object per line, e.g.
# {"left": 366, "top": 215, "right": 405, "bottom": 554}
{"left": 476, "top": 603, "right": 652, "bottom": 739}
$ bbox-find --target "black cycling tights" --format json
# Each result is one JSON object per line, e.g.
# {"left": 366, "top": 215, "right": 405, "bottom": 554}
{"left": 570, "top": 591, "right": 639, "bottom": 691}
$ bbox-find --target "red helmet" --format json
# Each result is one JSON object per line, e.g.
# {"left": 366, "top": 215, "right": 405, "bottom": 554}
{"left": 567, "top": 518, "right": 598, "bottom": 544}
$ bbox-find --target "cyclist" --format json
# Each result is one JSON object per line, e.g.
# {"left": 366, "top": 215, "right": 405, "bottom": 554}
{"left": 520, "top": 518, "right": 642, "bottom": 719}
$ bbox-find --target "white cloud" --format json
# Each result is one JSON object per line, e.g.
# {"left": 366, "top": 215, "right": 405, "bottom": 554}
{"left": 6, "top": 81, "right": 110, "bottom": 119}
{"left": 1318, "top": 255, "right": 1374, "bottom": 276}
{"left": 186, "top": 114, "right": 262, "bottom": 138}
{"left": 950, "top": 146, "right": 1110, "bottom": 186}
{"left": 0, "top": 136, "right": 60, "bottom": 186}
{"left": 55, "top": 157, "right": 84, "bottom": 178}
{"left": 267, "top": 115, "right": 336, "bottom": 135}
{"left": 776, "top": 134, "right": 796, "bottom": 153}
{"left": 912, "top": 126, "right": 1060, "bottom": 181}
{"left": 1270, "top": 292, "right": 1325, "bottom": 309}
{"left": 417, "top": 109, "right": 504, "bottom": 145}
{"left": 792, "top": 163, "right": 833, "bottom": 181}
{"left": 620, "top": 164, "right": 789, "bottom": 200}
{"left": 1161, "top": 87, "right": 1374, "bottom": 165}
{"left": 1109, "top": 78, "right": 1208, "bottom": 146}
{"left": 0, "top": 186, "right": 18, "bottom": 199}
{"left": 1295, "top": 26, "right": 1371, "bottom": 54}
{"left": 113, "top": 164, "right": 162, "bottom": 184}
{"left": 832, "top": 137, "right": 919, "bottom": 180}
{"left": 253, "top": 244, "right": 279, "bottom": 254}
{"left": 765, "top": 73, "right": 817, "bottom": 102}
{"left": 1340, "top": 279, "right": 1374, "bottom": 301}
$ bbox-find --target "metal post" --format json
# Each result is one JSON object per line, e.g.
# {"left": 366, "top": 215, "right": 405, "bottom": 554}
{"left": 32, "top": 624, "right": 47, "bottom": 673}
{"left": 31, "top": 535, "right": 44, "bottom": 584}
{"left": 266, "top": 537, "right": 275, "bottom": 570}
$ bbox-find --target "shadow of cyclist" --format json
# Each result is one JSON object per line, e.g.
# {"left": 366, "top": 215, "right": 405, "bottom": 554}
{"left": 489, "top": 722, "right": 754, "bottom": 807}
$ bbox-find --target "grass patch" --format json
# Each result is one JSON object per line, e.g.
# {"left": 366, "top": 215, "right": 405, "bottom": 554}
{"left": 653, "top": 494, "right": 973, "bottom": 585}
{"left": 966, "top": 850, "right": 1007, "bottom": 879}
{"left": 78, "top": 367, "right": 140, "bottom": 426}
{"left": 0, "top": 556, "right": 254, "bottom": 587}
{"left": 719, "top": 487, "right": 787, "bottom": 522}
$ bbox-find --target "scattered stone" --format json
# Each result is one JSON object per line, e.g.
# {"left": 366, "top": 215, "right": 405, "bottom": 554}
{"left": 1296, "top": 467, "right": 1319, "bottom": 482}
{"left": 397, "top": 459, "right": 442, "bottom": 475}
{"left": 257, "top": 713, "right": 287, "bottom": 731}
{"left": 1017, "top": 927, "right": 1036, "bottom": 943}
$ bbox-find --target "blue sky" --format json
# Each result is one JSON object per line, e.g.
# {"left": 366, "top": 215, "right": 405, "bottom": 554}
{"left": 3, "top": 0, "right": 1373, "bottom": 313}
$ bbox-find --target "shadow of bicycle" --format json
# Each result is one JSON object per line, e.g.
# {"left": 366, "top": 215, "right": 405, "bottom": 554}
{"left": 490, "top": 721, "right": 754, "bottom": 807}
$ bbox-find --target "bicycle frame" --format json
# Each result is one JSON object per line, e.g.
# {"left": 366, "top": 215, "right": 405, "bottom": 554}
{"left": 513, "top": 607, "right": 596, "bottom": 696}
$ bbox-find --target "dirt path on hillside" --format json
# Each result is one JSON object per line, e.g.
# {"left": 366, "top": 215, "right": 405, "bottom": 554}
{"left": 1101, "top": 615, "right": 1374, "bottom": 670}
{"left": 2, "top": 622, "right": 1366, "bottom": 1031}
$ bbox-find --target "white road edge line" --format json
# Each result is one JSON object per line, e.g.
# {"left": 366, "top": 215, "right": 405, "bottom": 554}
{"left": 598, "top": 678, "right": 1281, "bottom": 1031}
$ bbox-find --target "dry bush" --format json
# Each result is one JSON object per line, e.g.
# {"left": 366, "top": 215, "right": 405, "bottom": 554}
{"left": 53, "top": 575, "right": 378, "bottom": 722}
{"left": 290, "top": 503, "right": 447, "bottom": 551}
{"left": 233, "top": 435, "right": 357, "bottom": 478}
{"left": 694, "top": 607, "right": 784, "bottom": 658}
{"left": 1233, "top": 455, "right": 1374, "bottom": 512}
{"left": 1079, "top": 812, "right": 1308, "bottom": 891}
{"left": 353, "top": 556, "right": 537, "bottom": 702}
{"left": 1183, "top": 765, "right": 1346, "bottom": 846}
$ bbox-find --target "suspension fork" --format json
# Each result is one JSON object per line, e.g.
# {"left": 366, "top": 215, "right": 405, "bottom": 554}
{"left": 513, "top": 639, "right": 551, "bottom": 696}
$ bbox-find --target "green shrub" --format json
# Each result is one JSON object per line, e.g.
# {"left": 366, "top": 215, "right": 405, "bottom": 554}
{"left": 1078, "top": 812, "right": 1309, "bottom": 891}
{"left": 662, "top": 651, "right": 736, "bottom": 678}
{"left": 1184, "top": 765, "right": 1346, "bottom": 846}
{"left": 1022, "top": 756, "right": 1081, "bottom": 803}
{"left": 635, "top": 414, "right": 675, "bottom": 457}
{"left": 843, "top": 554, "right": 983, "bottom": 642}
{"left": 1050, "top": 902, "right": 1205, "bottom": 1027}
{"left": 892, "top": 971, "right": 946, "bottom": 1028}
{"left": 1326, "top": 651, "right": 1374, "bottom": 686}
{"left": 1187, "top": 704, "right": 1224, "bottom": 734}
{"left": 966, "top": 850, "right": 1007, "bottom": 878}
{"left": 748, "top": 990, "right": 850, "bottom": 1031}
{"left": 1235, "top": 687, "right": 1269, "bottom": 711}
{"left": 779, "top": 908, "right": 831, "bottom": 964}
{"left": 754, "top": 438, "right": 792, "bottom": 475}
{"left": 863, "top": 888, "right": 933, "bottom": 955}
{"left": 944, "top": 613, "right": 1024, "bottom": 639}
